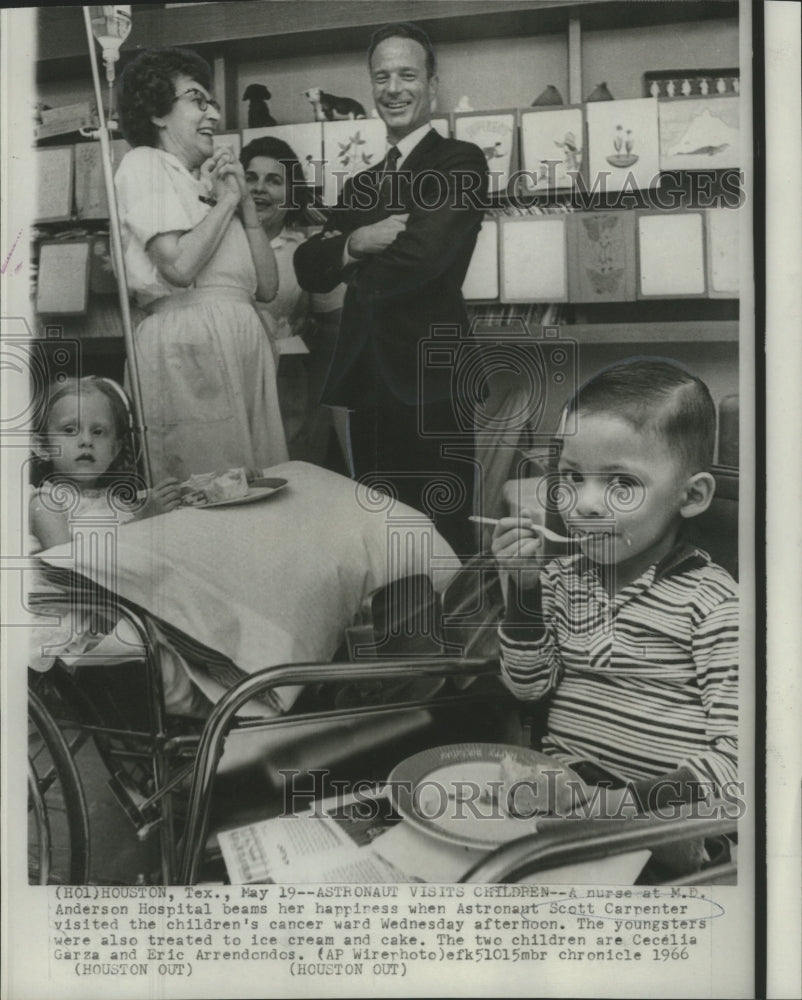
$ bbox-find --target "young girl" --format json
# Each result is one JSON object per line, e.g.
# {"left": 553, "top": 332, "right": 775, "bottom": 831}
{"left": 30, "top": 376, "right": 182, "bottom": 551}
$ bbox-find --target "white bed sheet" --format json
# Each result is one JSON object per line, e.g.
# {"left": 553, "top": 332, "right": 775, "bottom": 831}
{"left": 36, "top": 461, "right": 460, "bottom": 716}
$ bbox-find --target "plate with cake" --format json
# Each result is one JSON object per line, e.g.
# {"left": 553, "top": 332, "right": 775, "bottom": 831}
{"left": 179, "top": 468, "right": 288, "bottom": 508}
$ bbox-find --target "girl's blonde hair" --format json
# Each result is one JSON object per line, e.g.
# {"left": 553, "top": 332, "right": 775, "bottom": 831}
{"left": 33, "top": 376, "right": 138, "bottom": 483}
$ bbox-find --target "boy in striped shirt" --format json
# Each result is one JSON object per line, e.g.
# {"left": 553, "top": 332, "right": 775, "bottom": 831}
{"left": 492, "top": 359, "right": 738, "bottom": 826}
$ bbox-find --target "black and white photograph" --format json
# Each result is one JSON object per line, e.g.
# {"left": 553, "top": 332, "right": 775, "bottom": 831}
{"left": 0, "top": 1, "right": 796, "bottom": 997}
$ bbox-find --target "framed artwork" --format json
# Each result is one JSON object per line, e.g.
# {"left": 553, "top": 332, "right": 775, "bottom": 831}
{"left": 430, "top": 116, "right": 450, "bottom": 138}
{"left": 706, "top": 207, "right": 739, "bottom": 297}
{"left": 454, "top": 109, "right": 517, "bottom": 196}
{"left": 585, "top": 98, "right": 660, "bottom": 192}
{"left": 637, "top": 211, "right": 706, "bottom": 298}
{"left": 321, "top": 117, "right": 386, "bottom": 205}
{"left": 462, "top": 218, "right": 499, "bottom": 301}
{"left": 519, "top": 106, "right": 583, "bottom": 192}
{"left": 35, "top": 146, "right": 74, "bottom": 223}
{"left": 213, "top": 132, "right": 242, "bottom": 157}
{"left": 74, "top": 139, "right": 130, "bottom": 220}
{"left": 658, "top": 95, "right": 740, "bottom": 171}
{"left": 35, "top": 240, "right": 91, "bottom": 315}
{"left": 242, "top": 122, "right": 324, "bottom": 188}
{"left": 644, "top": 68, "right": 739, "bottom": 99}
{"left": 567, "top": 211, "right": 637, "bottom": 302}
{"left": 499, "top": 216, "right": 568, "bottom": 303}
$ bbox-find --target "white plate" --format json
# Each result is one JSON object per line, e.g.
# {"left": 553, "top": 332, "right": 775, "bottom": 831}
{"left": 387, "top": 742, "right": 581, "bottom": 849}
{"left": 196, "top": 479, "right": 288, "bottom": 509}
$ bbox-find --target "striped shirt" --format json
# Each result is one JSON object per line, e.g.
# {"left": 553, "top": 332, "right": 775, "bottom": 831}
{"left": 499, "top": 543, "right": 738, "bottom": 794}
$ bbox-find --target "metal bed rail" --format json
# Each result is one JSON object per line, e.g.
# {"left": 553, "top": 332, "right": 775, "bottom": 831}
{"left": 29, "top": 586, "right": 179, "bottom": 881}
{"left": 179, "top": 656, "right": 500, "bottom": 884}
{"left": 460, "top": 812, "right": 738, "bottom": 884}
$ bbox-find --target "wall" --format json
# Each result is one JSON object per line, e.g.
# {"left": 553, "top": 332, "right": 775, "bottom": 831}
{"left": 38, "top": 16, "right": 741, "bottom": 128}
{"left": 237, "top": 32, "right": 568, "bottom": 128}
{"left": 582, "top": 19, "right": 740, "bottom": 100}
{"left": 237, "top": 17, "right": 740, "bottom": 128}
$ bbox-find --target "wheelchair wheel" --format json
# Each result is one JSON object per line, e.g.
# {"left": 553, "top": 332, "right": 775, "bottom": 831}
{"left": 28, "top": 687, "right": 90, "bottom": 884}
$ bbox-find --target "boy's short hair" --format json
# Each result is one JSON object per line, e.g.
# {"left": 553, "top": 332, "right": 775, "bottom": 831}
{"left": 566, "top": 358, "right": 717, "bottom": 472}
{"left": 368, "top": 22, "right": 437, "bottom": 77}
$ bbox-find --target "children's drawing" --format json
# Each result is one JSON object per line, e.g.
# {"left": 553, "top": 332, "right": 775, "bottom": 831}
{"left": 520, "top": 107, "right": 583, "bottom": 191}
{"left": 586, "top": 98, "right": 659, "bottom": 192}
{"left": 658, "top": 96, "right": 740, "bottom": 171}
{"left": 454, "top": 111, "right": 516, "bottom": 195}
{"left": 568, "top": 212, "right": 637, "bottom": 302}
{"left": 583, "top": 215, "right": 625, "bottom": 292}
{"left": 607, "top": 125, "right": 637, "bottom": 168}
{"left": 321, "top": 117, "right": 386, "bottom": 205}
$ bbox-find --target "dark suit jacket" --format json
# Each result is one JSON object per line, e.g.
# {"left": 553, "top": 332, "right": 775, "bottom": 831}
{"left": 294, "top": 130, "right": 489, "bottom": 408}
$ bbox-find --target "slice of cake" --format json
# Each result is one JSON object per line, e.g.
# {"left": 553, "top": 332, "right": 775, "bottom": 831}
{"left": 202, "top": 467, "right": 249, "bottom": 504}
{"left": 180, "top": 468, "right": 249, "bottom": 506}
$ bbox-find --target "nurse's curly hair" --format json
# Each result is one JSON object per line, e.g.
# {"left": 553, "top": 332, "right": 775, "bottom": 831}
{"left": 118, "top": 46, "right": 213, "bottom": 148}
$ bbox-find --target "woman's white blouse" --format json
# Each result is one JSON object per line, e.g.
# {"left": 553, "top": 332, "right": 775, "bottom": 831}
{"left": 115, "top": 145, "right": 257, "bottom": 307}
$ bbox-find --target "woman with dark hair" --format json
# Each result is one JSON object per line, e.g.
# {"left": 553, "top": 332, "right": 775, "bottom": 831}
{"left": 114, "top": 47, "right": 287, "bottom": 481}
{"left": 239, "top": 134, "right": 345, "bottom": 465}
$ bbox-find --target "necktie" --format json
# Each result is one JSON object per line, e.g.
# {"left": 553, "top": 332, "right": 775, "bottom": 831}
{"left": 383, "top": 145, "right": 402, "bottom": 175}
{"left": 380, "top": 145, "right": 402, "bottom": 209}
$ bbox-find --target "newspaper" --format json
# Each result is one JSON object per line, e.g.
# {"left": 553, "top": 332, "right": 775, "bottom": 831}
{"left": 218, "top": 813, "right": 407, "bottom": 884}
{"left": 1, "top": 2, "right": 799, "bottom": 999}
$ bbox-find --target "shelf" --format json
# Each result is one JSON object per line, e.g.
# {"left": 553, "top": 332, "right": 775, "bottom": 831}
{"left": 36, "top": 0, "right": 738, "bottom": 81}
{"left": 474, "top": 321, "right": 739, "bottom": 344}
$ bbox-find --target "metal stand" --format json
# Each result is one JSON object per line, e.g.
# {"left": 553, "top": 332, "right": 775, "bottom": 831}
{"left": 81, "top": 5, "right": 152, "bottom": 486}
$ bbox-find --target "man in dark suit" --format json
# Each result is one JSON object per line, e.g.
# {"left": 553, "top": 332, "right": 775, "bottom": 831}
{"left": 294, "top": 22, "right": 488, "bottom": 555}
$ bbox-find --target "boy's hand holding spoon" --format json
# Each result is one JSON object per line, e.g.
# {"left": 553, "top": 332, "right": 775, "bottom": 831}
{"left": 483, "top": 509, "right": 551, "bottom": 591}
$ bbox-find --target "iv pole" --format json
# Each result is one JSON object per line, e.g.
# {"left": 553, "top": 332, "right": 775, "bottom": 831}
{"left": 81, "top": 5, "right": 152, "bottom": 486}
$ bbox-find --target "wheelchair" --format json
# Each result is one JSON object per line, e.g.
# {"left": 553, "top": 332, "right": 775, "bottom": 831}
{"left": 26, "top": 571, "right": 520, "bottom": 885}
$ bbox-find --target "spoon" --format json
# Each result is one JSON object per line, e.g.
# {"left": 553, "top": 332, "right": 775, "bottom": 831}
{"left": 469, "top": 514, "right": 574, "bottom": 544}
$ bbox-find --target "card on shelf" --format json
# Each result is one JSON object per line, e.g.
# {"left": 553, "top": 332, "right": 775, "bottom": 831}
{"left": 35, "top": 146, "right": 74, "bottom": 223}
{"left": 519, "top": 106, "right": 584, "bottom": 193}
{"left": 74, "top": 139, "right": 130, "bottom": 220}
{"left": 36, "top": 241, "right": 92, "bottom": 315}
{"left": 499, "top": 216, "right": 568, "bottom": 303}
{"left": 637, "top": 212, "right": 706, "bottom": 298}
{"left": 658, "top": 95, "right": 740, "bottom": 171}
{"left": 585, "top": 98, "right": 660, "bottom": 193}
{"left": 706, "top": 207, "right": 739, "bottom": 297}
{"left": 454, "top": 109, "right": 517, "bottom": 197}
{"left": 567, "top": 211, "right": 637, "bottom": 302}
{"left": 321, "top": 117, "right": 386, "bottom": 206}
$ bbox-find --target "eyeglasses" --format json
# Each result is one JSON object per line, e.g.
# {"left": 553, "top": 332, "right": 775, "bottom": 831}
{"left": 174, "top": 87, "right": 221, "bottom": 114}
